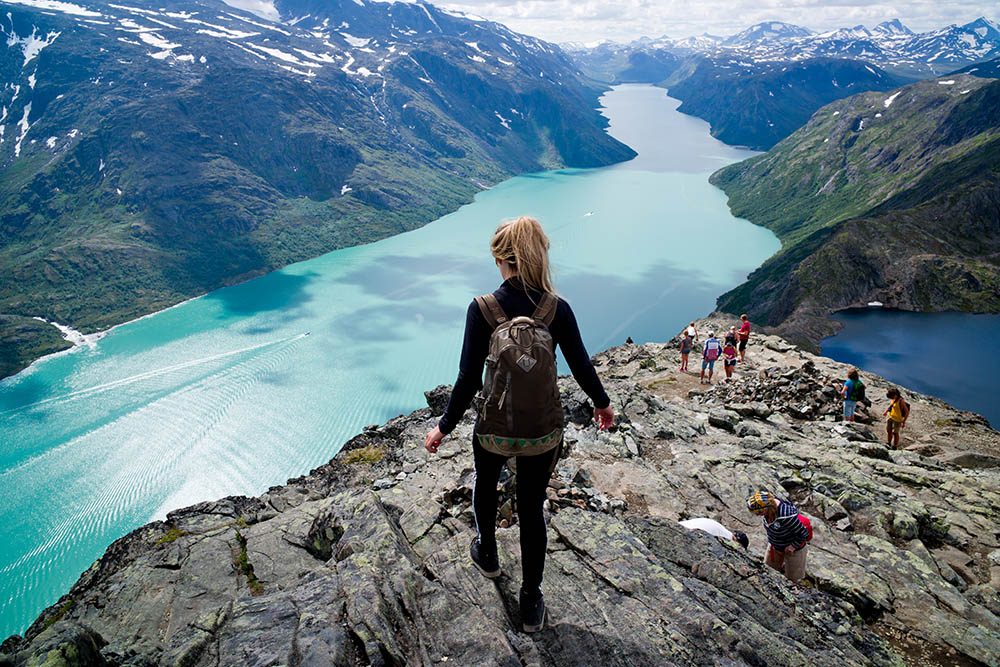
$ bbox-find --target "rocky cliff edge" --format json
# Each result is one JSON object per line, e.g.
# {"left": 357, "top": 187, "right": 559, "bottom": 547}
{"left": 2, "top": 321, "right": 999, "bottom": 666}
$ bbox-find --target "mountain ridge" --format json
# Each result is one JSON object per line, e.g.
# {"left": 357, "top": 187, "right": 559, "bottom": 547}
{"left": 709, "top": 74, "right": 1000, "bottom": 347}
{"left": 0, "top": 0, "right": 635, "bottom": 379}
{"left": 566, "top": 16, "right": 1000, "bottom": 150}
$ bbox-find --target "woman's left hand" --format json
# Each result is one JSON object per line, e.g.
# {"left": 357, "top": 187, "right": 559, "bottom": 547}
{"left": 424, "top": 426, "right": 444, "bottom": 454}
{"left": 594, "top": 406, "right": 614, "bottom": 430}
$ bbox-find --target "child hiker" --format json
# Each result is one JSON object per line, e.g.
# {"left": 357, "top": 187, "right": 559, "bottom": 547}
{"left": 883, "top": 387, "right": 910, "bottom": 448}
{"left": 722, "top": 339, "right": 738, "bottom": 379}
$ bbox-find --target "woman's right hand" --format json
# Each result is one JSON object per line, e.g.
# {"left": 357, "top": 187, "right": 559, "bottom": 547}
{"left": 594, "top": 406, "right": 614, "bottom": 430}
{"left": 424, "top": 426, "right": 444, "bottom": 454}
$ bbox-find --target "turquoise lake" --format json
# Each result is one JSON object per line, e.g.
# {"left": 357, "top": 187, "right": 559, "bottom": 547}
{"left": 0, "top": 84, "right": 779, "bottom": 637}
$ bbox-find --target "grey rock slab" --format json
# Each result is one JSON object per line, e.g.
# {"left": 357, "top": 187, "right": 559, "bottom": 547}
{"left": 7, "top": 337, "right": 1000, "bottom": 666}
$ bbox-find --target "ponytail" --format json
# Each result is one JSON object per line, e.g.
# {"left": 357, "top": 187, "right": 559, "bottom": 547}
{"left": 490, "top": 216, "right": 554, "bottom": 294}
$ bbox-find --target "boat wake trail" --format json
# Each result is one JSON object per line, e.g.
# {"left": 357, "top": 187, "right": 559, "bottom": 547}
{"left": 1, "top": 333, "right": 308, "bottom": 416}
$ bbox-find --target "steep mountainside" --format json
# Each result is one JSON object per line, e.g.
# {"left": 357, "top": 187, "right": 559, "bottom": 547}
{"left": 0, "top": 0, "right": 634, "bottom": 378}
{"left": 710, "top": 74, "right": 1000, "bottom": 346}
{"left": 3, "top": 331, "right": 999, "bottom": 665}
{"left": 951, "top": 56, "right": 1000, "bottom": 78}
{"left": 664, "top": 57, "right": 901, "bottom": 149}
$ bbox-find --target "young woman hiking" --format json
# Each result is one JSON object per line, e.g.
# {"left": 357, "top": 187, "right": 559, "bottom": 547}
{"left": 424, "top": 216, "right": 614, "bottom": 633}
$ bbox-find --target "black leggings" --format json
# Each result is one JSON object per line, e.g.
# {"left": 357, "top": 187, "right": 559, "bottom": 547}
{"left": 472, "top": 434, "right": 560, "bottom": 593}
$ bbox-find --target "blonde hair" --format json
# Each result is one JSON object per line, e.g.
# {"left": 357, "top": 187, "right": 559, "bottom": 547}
{"left": 490, "top": 216, "right": 554, "bottom": 294}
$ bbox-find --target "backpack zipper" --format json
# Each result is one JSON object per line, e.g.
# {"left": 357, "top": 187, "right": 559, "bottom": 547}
{"left": 500, "top": 371, "right": 513, "bottom": 432}
{"left": 497, "top": 371, "right": 510, "bottom": 410}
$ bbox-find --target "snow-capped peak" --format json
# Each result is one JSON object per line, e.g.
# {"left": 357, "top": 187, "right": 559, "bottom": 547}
{"left": 873, "top": 19, "right": 913, "bottom": 37}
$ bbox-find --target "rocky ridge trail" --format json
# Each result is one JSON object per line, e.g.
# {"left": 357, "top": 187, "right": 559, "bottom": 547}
{"left": 2, "top": 326, "right": 999, "bottom": 666}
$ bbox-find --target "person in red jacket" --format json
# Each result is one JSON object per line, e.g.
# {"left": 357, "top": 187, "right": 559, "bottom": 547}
{"left": 738, "top": 314, "right": 751, "bottom": 363}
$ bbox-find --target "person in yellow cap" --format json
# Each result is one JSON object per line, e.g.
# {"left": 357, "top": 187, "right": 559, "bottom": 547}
{"left": 746, "top": 491, "right": 811, "bottom": 583}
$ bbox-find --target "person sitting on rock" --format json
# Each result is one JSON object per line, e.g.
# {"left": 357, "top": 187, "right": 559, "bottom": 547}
{"left": 679, "top": 517, "right": 749, "bottom": 549}
{"left": 746, "top": 491, "right": 811, "bottom": 583}
{"left": 424, "top": 216, "right": 614, "bottom": 634}
{"left": 883, "top": 387, "right": 910, "bottom": 449}
{"left": 700, "top": 331, "right": 723, "bottom": 384}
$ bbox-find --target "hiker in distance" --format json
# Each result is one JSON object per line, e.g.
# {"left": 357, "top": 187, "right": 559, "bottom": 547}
{"left": 424, "top": 216, "right": 615, "bottom": 634}
{"left": 841, "top": 367, "right": 869, "bottom": 422}
{"left": 722, "top": 337, "right": 738, "bottom": 380}
{"left": 700, "top": 330, "right": 723, "bottom": 384}
{"left": 738, "top": 314, "right": 751, "bottom": 362}
{"left": 746, "top": 491, "right": 812, "bottom": 583}
{"left": 679, "top": 330, "right": 693, "bottom": 372}
{"left": 883, "top": 387, "right": 910, "bottom": 448}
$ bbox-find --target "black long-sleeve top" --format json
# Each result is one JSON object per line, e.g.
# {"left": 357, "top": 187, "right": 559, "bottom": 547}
{"left": 437, "top": 277, "right": 611, "bottom": 435}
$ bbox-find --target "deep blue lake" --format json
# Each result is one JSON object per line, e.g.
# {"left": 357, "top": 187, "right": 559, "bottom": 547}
{"left": 822, "top": 309, "right": 1000, "bottom": 428}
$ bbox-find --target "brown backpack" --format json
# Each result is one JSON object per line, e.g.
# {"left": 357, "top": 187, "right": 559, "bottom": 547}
{"left": 474, "top": 292, "right": 564, "bottom": 457}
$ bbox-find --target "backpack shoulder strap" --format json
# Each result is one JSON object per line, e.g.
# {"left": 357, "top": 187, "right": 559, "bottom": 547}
{"left": 475, "top": 294, "right": 508, "bottom": 329}
{"left": 531, "top": 293, "right": 558, "bottom": 327}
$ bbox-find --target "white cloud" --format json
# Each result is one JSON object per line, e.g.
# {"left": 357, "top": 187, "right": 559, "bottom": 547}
{"left": 433, "top": 0, "right": 998, "bottom": 43}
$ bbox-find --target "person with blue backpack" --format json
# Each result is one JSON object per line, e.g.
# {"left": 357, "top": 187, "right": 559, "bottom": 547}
{"left": 700, "top": 331, "right": 723, "bottom": 384}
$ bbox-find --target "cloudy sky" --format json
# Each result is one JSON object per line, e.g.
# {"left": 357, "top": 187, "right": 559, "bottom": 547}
{"left": 428, "top": 1, "right": 997, "bottom": 44}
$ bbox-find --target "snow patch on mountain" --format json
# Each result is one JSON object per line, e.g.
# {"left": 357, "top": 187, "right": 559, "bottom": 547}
{"left": 340, "top": 32, "right": 370, "bottom": 47}
{"left": 883, "top": 91, "right": 902, "bottom": 107}
{"left": 5, "top": 27, "right": 61, "bottom": 67}
{"left": 3, "top": 0, "right": 100, "bottom": 17}
{"left": 14, "top": 101, "right": 32, "bottom": 157}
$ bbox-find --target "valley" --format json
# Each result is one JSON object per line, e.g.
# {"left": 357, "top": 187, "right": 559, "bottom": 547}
{"left": 0, "top": 0, "right": 634, "bottom": 378}
{"left": 567, "top": 17, "right": 1000, "bottom": 149}
{"left": 2, "top": 3, "right": 1000, "bottom": 663}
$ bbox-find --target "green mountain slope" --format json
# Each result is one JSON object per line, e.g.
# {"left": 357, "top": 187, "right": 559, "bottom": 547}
{"left": 0, "top": 0, "right": 635, "bottom": 378}
{"left": 710, "top": 74, "right": 1000, "bottom": 346}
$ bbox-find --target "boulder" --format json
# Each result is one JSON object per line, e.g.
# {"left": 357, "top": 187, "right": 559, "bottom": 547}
{"left": 890, "top": 512, "right": 919, "bottom": 540}
{"left": 858, "top": 443, "right": 892, "bottom": 461}
{"left": 788, "top": 404, "right": 814, "bottom": 420}
{"left": 424, "top": 385, "right": 452, "bottom": 415}
{"left": 940, "top": 452, "right": 1000, "bottom": 469}
{"left": 708, "top": 410, "right": 740, "bottom": 432}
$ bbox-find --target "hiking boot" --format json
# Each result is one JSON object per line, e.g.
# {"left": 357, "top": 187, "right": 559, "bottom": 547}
{"left": 470, "top": 538, "right": 500, "bottom": 578}
{"left": 520, "top": 588, "right": 546, "bottom": 633}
